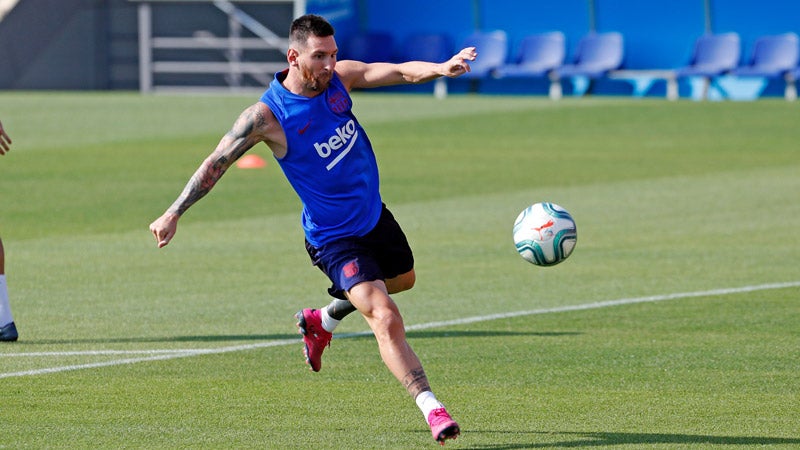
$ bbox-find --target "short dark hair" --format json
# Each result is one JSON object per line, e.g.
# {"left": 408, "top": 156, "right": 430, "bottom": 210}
{"left": 290, "top": 14, "right": 335, "bottom": 48}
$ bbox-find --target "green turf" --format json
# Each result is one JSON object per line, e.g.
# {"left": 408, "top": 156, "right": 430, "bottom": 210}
{"left": 1, "top": 92, "right": 799, "bottom": 448}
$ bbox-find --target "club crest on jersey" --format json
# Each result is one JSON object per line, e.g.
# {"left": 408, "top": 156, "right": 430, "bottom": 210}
{"left": 328, "top": 90, "right": 350, "bottom": 113}
{"left": 313, "top": 119, "right": 359, "bottom": 171}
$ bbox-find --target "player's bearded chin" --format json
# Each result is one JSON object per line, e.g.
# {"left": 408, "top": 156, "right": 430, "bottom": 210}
{"left": 300, "top": 64, "right": 330, "bottom": 92}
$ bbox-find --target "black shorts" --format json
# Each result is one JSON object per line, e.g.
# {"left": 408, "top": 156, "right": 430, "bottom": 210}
{"left": 305, "top": 204, "right": 414, "bottom": 299}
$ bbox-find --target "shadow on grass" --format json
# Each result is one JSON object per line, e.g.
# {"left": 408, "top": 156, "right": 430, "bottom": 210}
{"left": 22, "top": 329, "right": 579, "bottom": 346}
{"left": 459, "top": 430, "right": 800, "bottom": 449}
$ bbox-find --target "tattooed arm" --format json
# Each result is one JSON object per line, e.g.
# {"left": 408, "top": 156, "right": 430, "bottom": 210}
{"left": 149, "top": 103, "right": 279, "bottom": 248}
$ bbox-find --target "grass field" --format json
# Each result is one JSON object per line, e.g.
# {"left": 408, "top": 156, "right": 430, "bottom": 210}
{"left": 1, "top": 91, "right": 799, "bottom": 449}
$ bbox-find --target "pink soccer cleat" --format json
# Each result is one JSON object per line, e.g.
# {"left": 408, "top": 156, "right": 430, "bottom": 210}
{"left": 427, "top": 407, "right": 460, "bottom": 445}
{"left": 295, "top": 308, "right": 332, "bottom": 372}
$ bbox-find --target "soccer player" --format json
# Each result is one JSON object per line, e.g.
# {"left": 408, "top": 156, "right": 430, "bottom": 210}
{"left": 149, "top": 14, "right": 475, "bottom": 444}
{"left": 0, "top": 119, "right": 19, "bottom": 342}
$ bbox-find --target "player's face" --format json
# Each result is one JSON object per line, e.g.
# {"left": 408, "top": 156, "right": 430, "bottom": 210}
{"left": 297, "top": 35, "right": 337, "bottom": 92}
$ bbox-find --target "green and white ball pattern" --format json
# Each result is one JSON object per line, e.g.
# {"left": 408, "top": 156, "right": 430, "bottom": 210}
{"left": 513, "top": 202, "right": 577, "bottom": 266}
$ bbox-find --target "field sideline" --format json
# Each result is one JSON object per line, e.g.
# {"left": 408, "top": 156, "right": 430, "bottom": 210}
{"left": 0, "top": 92, "right": 799, "bottom": 448}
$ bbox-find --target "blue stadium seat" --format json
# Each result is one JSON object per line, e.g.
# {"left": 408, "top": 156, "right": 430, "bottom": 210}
{"left": 402, "top": 33, "right": 453, "bottom": 63}
{"left": 675, "top": 33, "right": 740, "bottom": 99}
{"left": 732, "top": 33, "right": 798, "bottom": 77}
{"left": 402, "top": 33, "right": 454, "bottom": 98}
{"left": 343, "top": 32, "right": 395, "bottom": 63}
{"left": 494, "top": 31, "right": 566, "bottom": 78}
{"left": 731, "top": 33, "right": 799, "bottom": 100}
{"left": 492, "top": 32, "right": 565, "bottom": 99}
{"left": 458, "top": 30, "right": 508, "bottom": 79}
{"left": 554, "top": 32, "right": 623, "bottom": 96}
{"left": 675, "top": 33, "right": 741, "bottom": 77}
{"left": 557, "top": 32, "right": 623, "bottom": 78}
{"left": 493, "top": 32, "right": 565, "bottom": 78}
{"left": 456, "top": 30, "right": 508, "bottom": 92}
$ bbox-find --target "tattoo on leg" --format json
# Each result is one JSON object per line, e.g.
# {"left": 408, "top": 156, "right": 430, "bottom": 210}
{"left": 402, "top": 367, "right": 431, "bottom": 398}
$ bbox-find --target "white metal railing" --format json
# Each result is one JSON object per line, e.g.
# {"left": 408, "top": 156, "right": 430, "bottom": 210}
{"left": 130, "top": 0, "right": 304, "bottom": 92}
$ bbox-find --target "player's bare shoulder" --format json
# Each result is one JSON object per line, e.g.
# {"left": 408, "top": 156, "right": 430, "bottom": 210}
{"left": 232, "top": 102, "right": 277, "bottom": 139}
{"left": 335, "top": 60, "right": 370, "bottom": 90}
{"left": 232, "top": 102, "right": 287, "bottom": 156}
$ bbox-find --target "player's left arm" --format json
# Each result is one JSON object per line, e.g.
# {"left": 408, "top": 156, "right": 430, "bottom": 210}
{"left": 337, "top": 47, "right": 477, "bottom": 90}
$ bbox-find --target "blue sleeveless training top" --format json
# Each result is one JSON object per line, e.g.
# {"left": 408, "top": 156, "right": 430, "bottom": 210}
{"left": 260, "top": 71, "right": 382, "bottom": 247}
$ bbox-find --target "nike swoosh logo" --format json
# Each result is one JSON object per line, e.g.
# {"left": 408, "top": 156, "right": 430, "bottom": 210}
{"left": 298, "top": 121, "right": 311, "bottom": 134}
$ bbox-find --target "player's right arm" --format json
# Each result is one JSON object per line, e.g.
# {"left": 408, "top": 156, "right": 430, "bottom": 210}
{"left": 149, "top": 102, "right": 278, "bottom": 248}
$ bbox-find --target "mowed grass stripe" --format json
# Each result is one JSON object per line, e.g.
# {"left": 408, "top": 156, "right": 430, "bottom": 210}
{"left": 2, "top": 280, "right": 798, "bottom": 380}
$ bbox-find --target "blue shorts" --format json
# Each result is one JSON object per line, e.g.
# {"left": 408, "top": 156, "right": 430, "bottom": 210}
{"left": 305, "top": 204, "right": 414, "bottom": 299}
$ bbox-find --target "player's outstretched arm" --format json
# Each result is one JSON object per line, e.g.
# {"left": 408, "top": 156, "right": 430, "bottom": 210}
{"left": 149, "top": 103, "right": 271, "bottom": 248}
{"left": 339, "top": 47, "right": 477, "bottom": 90}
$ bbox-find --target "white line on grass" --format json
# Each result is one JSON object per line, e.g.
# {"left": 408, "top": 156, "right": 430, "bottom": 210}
{"left": 405, "top": 280, "right": 800, "bottom": 331}
{"left": 0, "top": 339, "right": 300, "bottom": 379}
{"left": 4, "top": 349, "right": 218, "bottom": 357}
{"left": 1, "top": 281, "right": 798, "bottom": 379}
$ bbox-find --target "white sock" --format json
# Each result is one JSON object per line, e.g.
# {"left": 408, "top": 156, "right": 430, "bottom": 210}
{"left": 415, "top": 390, "right": 444, "bottom": 418}
{"left": 320, "top": 308, "right": 340, "bottom": 333}
{"left": 0, "top": 275, "right": 13, "bottom": 326}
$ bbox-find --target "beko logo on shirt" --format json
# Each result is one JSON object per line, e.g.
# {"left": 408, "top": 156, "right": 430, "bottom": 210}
{"left": 313, "top": 119, "right": 359, "bottom": 171}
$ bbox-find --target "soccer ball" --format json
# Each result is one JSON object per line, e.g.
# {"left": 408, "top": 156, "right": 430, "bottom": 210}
{"left": 513, "top": 202, "right": 577, "bottom": 266}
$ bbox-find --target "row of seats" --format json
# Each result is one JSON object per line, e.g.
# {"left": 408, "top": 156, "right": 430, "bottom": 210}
{"left": 343, "top": 30, "right": 800, "bottom": 100}
{"left": 480, "top": 31, "right": 623, "bottom": 99}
